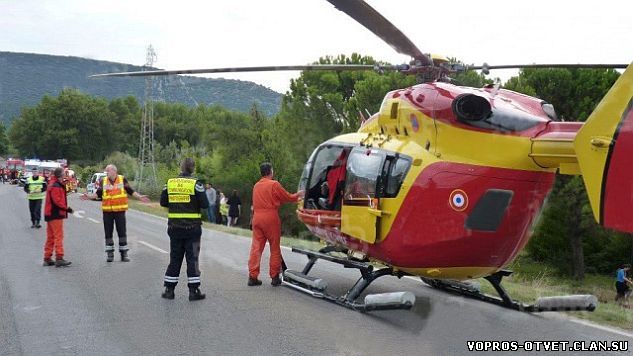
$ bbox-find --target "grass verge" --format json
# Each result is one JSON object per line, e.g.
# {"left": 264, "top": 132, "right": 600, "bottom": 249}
{"left": 477, "top": 255, "right": 633, "bottom": 331}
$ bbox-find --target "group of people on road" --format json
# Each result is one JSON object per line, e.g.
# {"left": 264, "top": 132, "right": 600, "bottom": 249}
{"left": 203, "top": 183, "right": 242, "bottom": 227}
{"left": 0, "top": 167, "right": 19, "bottom": 183}
{"left": 24, "top": 158, "right": 303, "bottom": 301}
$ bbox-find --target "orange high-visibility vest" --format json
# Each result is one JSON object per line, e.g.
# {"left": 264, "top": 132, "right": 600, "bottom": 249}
{"left": 102, "top": 175, "right": 128, "bottom": 212}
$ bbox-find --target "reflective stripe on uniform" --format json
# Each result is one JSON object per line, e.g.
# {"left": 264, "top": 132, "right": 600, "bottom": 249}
{"left": 167, "top": 213, "right": 202, "bottom": 219}
{"left": 168, "top": 194, "right": 191, "bottom": 203}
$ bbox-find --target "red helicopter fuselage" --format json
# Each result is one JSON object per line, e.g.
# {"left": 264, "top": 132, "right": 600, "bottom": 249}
{"left": 297, "top": 81, "right": 586, "bottom": 280}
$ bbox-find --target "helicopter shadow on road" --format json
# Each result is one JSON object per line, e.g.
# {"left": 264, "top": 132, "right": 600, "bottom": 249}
{"left": 320, "top": 272, "right": 434, "bottom": 335}
{"left": 359, "top": 295, "right": 433, "bottom": 335}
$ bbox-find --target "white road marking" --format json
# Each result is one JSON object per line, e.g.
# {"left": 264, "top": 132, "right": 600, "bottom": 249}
{"left": 23, "top": 305, "right": 42, "bottom": 312}
{"left": 138, "top": 240, "right": 168, "bottom": 254}
{"left": 565, "top": 317, "right": 633, "bottom": 339}
{"left": 73, "top": 210, "right": 85, "bottom": 218}
{"left": 87, "top": 217, "right": 100, "bottom": 224}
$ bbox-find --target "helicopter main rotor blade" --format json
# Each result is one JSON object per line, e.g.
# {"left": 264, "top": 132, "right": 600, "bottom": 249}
{"left": 90, "top": 64, "right": 379, "bottom": 78}
{"left": 326, "top": 0, "right": 431, "bottom": 66}
{"left": 468, "top": 63, "right": 629, "bottom": 71}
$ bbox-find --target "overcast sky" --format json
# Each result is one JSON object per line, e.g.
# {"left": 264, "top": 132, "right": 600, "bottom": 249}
{"left": 1, "top": 0, "right": 631, "bottom": 93}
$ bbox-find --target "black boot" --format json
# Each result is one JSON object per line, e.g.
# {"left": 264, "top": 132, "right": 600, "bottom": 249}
{"left": 106, "top": 251, "right": 114, "bottom": 263}
{"left": 35, "top": 220, "right": 41, "bottom": 228}
{"left": 189, "top": 287, "right": 206, "bottom": 301}
{"left": 30, "top": 220, "right": 36, "bottom": 228}
{"left": 42, "top": 259, "right": 55, "bottom": 266}
{"left": 120, "top": 250, "right": 130, "bottom": 262}
{"left": 55, "top": 258, "right": 71, "bottom": 267}
{"left": 247, "top": 277, "right": 262, "bottom": 286}
{"left": 161, "top": 287, "right": 175, "bottom": 300}
{"left": 271, "top": 275, "right": 282, "bottom": 287}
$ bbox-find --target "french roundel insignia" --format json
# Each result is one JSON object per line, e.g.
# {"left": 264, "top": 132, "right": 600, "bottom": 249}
{"left": 449, "top": 189, "right": 468, "bottom": 211}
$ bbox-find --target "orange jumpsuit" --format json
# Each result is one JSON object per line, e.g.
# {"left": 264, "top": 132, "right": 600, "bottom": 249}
{"left": 248, "top": 177, "right": 299, "bottom": 279}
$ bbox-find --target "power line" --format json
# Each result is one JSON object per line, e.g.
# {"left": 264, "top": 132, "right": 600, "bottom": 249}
{"left": 136, "top": 44, "right": 158, "bottom": 192}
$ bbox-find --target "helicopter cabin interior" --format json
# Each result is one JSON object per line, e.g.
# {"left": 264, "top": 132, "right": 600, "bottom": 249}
{"left": 298, "top": 143, "right": 411, "bottom": 243}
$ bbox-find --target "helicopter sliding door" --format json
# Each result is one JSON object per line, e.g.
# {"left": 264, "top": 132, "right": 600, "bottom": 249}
{"left": 341, "top": 147, "right": 386, "bottom": 244}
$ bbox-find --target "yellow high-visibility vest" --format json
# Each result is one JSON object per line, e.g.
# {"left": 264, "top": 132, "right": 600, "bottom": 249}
{"left": 102, "top": 175, "right": 128, "bottom": 212}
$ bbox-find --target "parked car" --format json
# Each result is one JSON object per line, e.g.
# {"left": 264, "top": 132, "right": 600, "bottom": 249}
{"left": 86, "top": 172, "right": 107, "bottom": 199}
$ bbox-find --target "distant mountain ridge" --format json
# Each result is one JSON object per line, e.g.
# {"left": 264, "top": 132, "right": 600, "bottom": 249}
{"left": 0, "top": 52, "right": 282, "bottom": 124}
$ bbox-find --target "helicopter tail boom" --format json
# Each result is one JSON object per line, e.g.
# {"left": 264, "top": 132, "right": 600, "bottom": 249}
{"left": 574, "top": 62, "right": 633, "bottom": 232}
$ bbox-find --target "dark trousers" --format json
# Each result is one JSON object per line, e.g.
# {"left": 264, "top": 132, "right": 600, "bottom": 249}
{"left": 164, "top": 225, "right": 202, "bottom": 288}
{"left": 103, "top": 211, "right": 128, "bottom": 252}
{"left": 29, "top": 199, "right": 42, "bottom": 223}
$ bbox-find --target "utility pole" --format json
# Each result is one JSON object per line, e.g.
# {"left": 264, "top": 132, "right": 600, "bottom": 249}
{"left": 136, "top": 45, "right": 158, "bottom": 192}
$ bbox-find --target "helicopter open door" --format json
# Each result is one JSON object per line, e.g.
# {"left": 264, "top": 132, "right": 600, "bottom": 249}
{"left": 341, "top": 147, "right": 387, "bottom": 244}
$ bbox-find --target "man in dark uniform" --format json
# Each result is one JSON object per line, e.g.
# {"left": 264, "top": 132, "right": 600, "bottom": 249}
{"left": 160, "top": 158, "right": 209, "bottom": 301}
{"left": 24, "top": 167, "right": 47, "bottom": 228}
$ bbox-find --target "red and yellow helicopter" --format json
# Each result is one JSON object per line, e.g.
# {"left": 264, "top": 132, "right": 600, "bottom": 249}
{"left": 94, "top": 0, "right": 632, "bottom": 312}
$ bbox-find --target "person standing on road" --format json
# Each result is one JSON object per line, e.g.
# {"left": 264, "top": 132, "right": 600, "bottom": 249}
{"left": 81, "top": 164, "right": 149, "bottom": 262}
{"left": 205, "top": 183, "right": 217, "bottom": 223}
{"left": 24, "top": 167, "right": 47, "bottom": 228}
{"left": 247, "top": 162, "right": 303, "bottom": 287}
{"left": 160, "top": 158, "right": 209, "bottom": 301}
{"left": 227, "top": 190, "right": 241, "bottom": 227}
{"left": 43, "top": 168, "right": 72, "bottom": 267}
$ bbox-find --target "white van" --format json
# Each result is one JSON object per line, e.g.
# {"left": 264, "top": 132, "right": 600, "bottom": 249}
{"left": 87, "top": 172, "right": 107, "bottom": 198}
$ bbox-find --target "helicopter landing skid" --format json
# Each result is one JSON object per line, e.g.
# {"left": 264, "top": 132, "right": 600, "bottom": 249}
{"left": 421, "top": 270, "right": 598, "bottom": 313}
{"left": 282, "top": 247, "right": 415, "bottom": 312}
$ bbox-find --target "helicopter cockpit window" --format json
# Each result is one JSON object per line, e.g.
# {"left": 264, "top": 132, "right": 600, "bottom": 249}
{"left": 298, "top": 163, "right": 310, "bottom": 193}
{"left": 384, "top": 156, "right": 411, "bottom": 198}
{"left": 304, "top": 145, "right": 349, "bottom": 210}
{"left": 344, "top": 149, "right": 385, "bottom": 200}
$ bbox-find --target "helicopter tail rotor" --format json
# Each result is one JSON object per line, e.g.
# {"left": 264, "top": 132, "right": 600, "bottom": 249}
{"left": 573, "top": 62, "right": 633, "bottom": 233}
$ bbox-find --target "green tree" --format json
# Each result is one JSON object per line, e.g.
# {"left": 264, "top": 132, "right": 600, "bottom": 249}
{"left": 9, "top": 89, "right": 116, "bottom": 161}
{"left": 108, "top": 96, "right": 141, "bottom": 155}
{"left": 520, "top": 68, "right": 622, "bottom": 279}
{"left": 0, "top": 122, "right": 8, "bottom": 155}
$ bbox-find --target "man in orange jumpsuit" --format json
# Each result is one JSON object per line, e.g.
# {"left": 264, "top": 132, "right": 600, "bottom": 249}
{"left": 248, "top": 162, "right": 303, "bottom": 286}
{"left": 43, "top": 168, "right": 73, "bottom": 267}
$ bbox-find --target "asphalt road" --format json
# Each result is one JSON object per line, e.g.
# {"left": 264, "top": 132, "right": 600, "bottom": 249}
{"left": 0, "top": 183, "right": 631, "bottom": 355}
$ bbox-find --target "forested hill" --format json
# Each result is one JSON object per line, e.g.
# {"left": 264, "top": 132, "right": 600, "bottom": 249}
{"left": 0, "top": 51, "right": 282, "bottom": 124}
